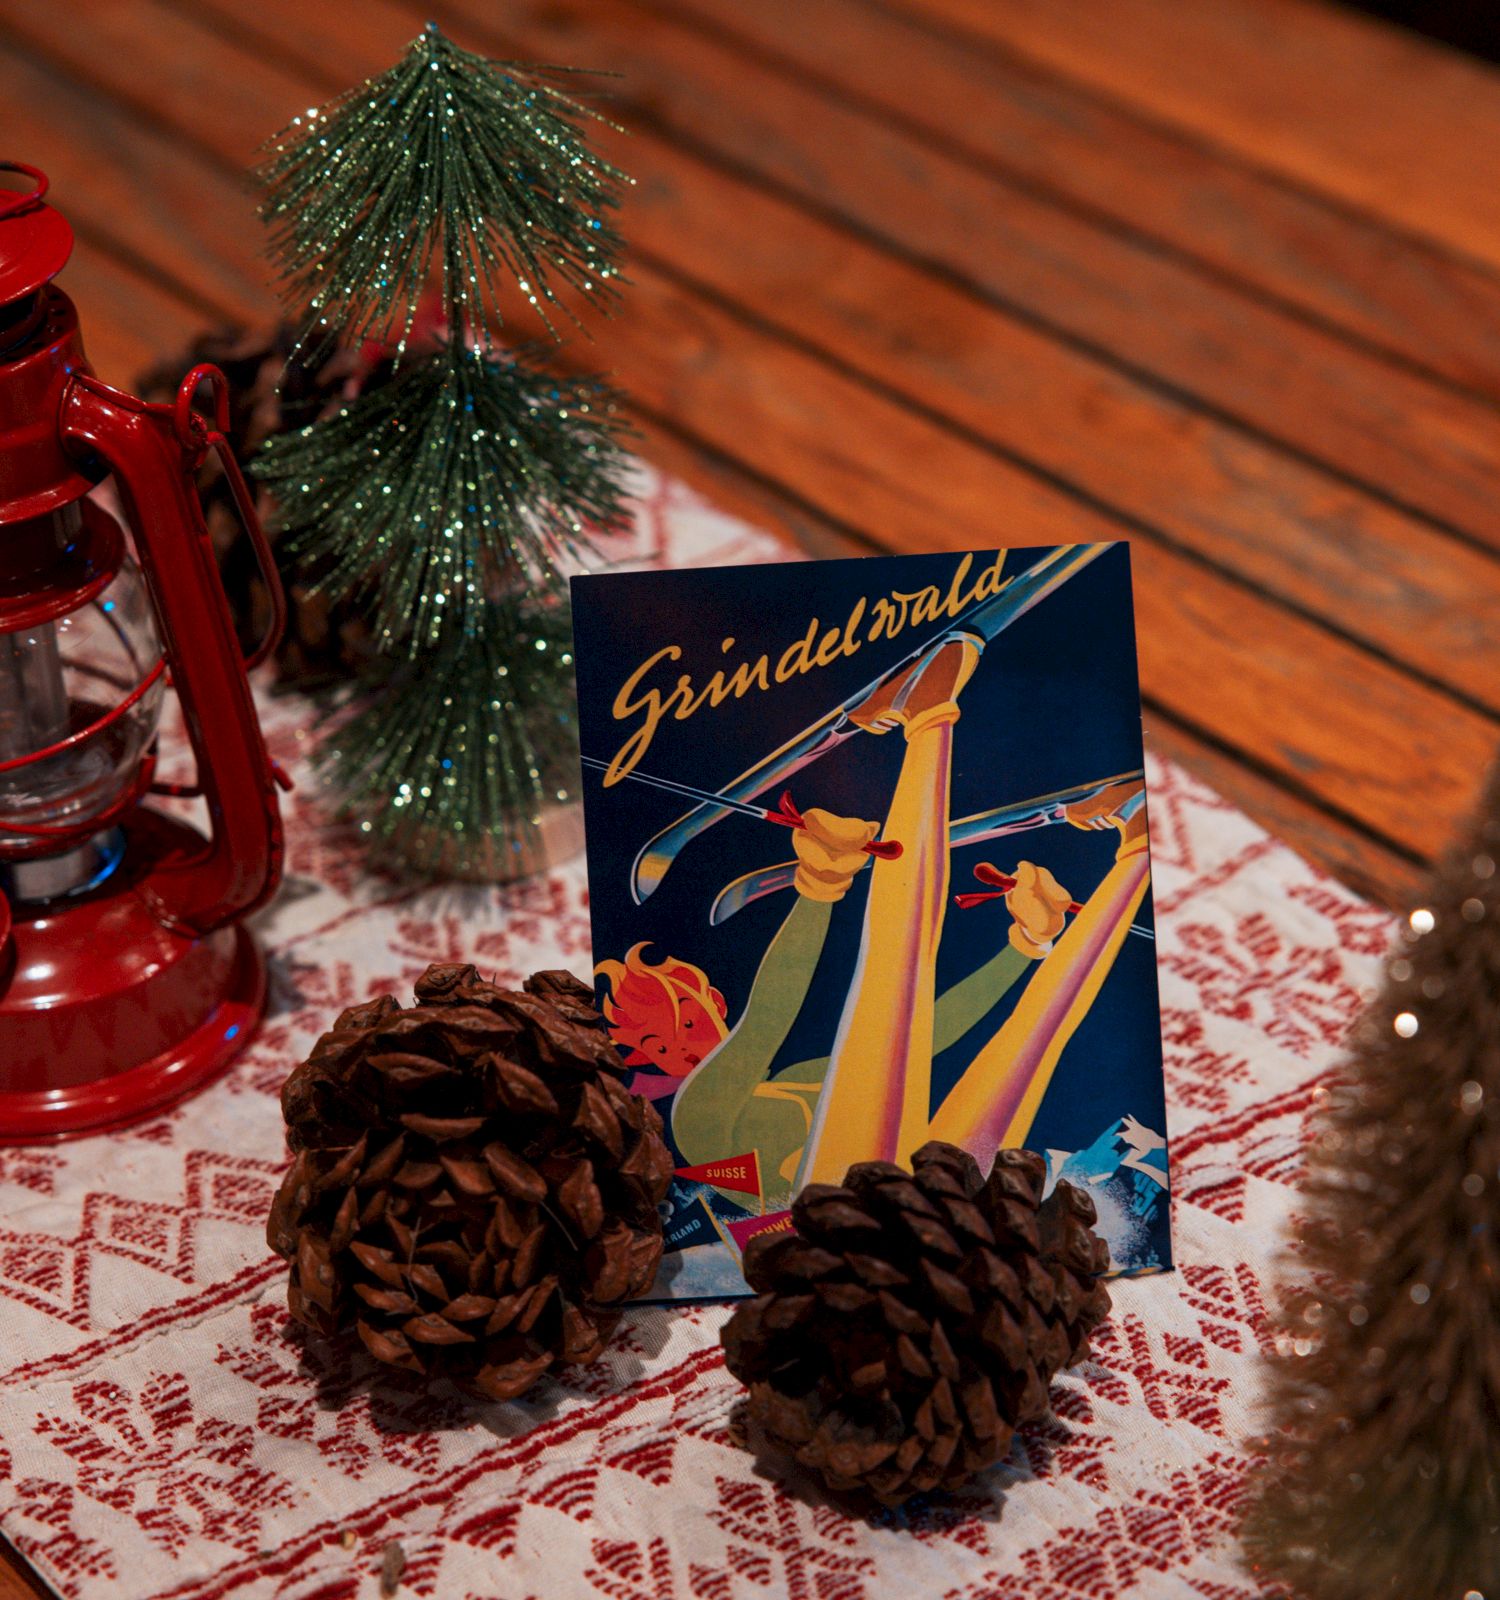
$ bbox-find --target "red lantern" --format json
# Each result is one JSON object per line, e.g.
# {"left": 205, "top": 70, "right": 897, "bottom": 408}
{"left": 0, "top": 163, "right": 287, "bottom": 1140}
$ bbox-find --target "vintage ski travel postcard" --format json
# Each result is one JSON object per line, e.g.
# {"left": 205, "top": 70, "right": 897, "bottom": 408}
{"left": 570, "top": 542, "right": 1170, "bottom": 1301}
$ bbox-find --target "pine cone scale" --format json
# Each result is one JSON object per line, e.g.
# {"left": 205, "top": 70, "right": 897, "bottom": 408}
{"left": 488, "top": 1057, "right": 559, "bottom": 1116}
{"left": 482, "top": 1143, "right": 547, "bottom": 1201}
{"left": 405, "top": 1113, "right": 485, "bottom": 1138}
{"left": 355, "top": 1283, "right": 416, "bottom": 1314}
{"left": 437, "top": 1154, "right": 493, "bottom": 1197}
{"left": 359, "top": 1137, "right": 404, "bottom": 1188}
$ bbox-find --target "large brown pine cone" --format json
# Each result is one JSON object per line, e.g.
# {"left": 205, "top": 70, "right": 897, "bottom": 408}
{"left": 267, "top": 964, "right": 673, "bottom": 1401}
{"left": 139, "top": 324, "right": 385, "bottom": 688}
{"left": 721, "top": 1141, "right": 1112, "bottom": 1503}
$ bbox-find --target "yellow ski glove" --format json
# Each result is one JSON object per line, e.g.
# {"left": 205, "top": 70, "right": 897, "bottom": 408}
{"left": 1005, "top": 859, "right": 1073, "bottom": 958}
{"left": 792, "top": 808, "right": 879, "bottom": 902}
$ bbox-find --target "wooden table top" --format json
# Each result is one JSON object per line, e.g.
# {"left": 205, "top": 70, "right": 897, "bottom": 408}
{"left": 1, "top": 0, "right": 1496, "bottom": 1587}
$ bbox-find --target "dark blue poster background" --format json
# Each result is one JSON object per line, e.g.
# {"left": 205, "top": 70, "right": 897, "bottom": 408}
{"left": 571, "top": 543, "right": 1171, "bottom": 1291}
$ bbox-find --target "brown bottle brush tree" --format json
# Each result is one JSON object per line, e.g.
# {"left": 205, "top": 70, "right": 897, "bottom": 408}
{"left": 1241, "top": 764, "right": 1500, "bottom": 1596}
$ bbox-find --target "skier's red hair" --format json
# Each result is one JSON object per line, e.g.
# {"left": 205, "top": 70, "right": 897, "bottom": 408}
{"left": 595, "top": 942, "right": 729, "bottom": 1074}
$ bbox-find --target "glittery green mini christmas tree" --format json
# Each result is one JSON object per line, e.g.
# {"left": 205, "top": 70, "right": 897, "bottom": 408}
{"left": 253, "top": 25, "right": 632, "bottom": 877}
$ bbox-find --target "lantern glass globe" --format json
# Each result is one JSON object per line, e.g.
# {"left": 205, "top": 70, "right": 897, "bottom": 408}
{"left": 0, "top": 547, "right": 163, "bottom": 846}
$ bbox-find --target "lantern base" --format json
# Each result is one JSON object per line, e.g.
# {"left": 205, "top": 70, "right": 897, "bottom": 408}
{"left": 0, "top": 809, "right": 266, "bottom": 1142}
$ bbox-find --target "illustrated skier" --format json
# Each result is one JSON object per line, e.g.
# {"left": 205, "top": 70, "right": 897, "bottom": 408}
{"left": 597, "top": 803, "right": 1104, "bottom": 1209}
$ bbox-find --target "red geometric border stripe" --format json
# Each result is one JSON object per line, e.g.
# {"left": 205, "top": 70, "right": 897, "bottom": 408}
{"left": 1, "top": 1258, "right": 284, "bottom": 1390}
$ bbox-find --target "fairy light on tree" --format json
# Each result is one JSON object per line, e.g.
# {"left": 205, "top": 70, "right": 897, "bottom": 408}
{"left": 253, "top": 24, "right": 633, "bottom": 876}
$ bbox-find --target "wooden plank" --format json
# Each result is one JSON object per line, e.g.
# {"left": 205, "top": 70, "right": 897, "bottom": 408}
{"left": 488, "top": 264, "right": 1500, "bottom": 865}
{"left": 648, "top": 0, "right": 1500, "bottom": 406}
{"left": 6, "top": 0, "right": 1494, "bottom": 861}
{"left": 27, "top": 0, "right": 1500, "bottom": 555}
{"left": 0, "top": 29, "right": 840, "bottom": 569}
{"left": 428, "top": 0, "right": 1500, "bottom": 556}
{"left": 909, "top": 0, "right": 1500, "bottom": 278}
{"left": 2, "top": 37, "right": 272, "bottom": 326}
{"left": 215, "top": 0, "right": 1500, "bottom": 713}
{"left": 0, "top": 4, "right": 289, "bottom": 180}
{"left": 61, "top": 243, "right": 212, "bottom": 392}
{"left": 77, "top": 0, "right": 1500, "bottom": 718}
{"left": 633, "top": 418, "right": 871, "bottom": 563}
{"left": 579, "top": 129, "right": 1500, "bottom": 713}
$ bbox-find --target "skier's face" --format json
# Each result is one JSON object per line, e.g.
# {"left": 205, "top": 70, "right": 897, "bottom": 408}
{"left": 613, "top": 992, "right": 728, "bottom": 1076}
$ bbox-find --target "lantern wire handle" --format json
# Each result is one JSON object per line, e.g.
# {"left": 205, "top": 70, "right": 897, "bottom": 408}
{"left": 142, "top": 366, "right": 295, "bottom": 800}
{"left": 173, "top": 364, "right": 288, "bottom": 674}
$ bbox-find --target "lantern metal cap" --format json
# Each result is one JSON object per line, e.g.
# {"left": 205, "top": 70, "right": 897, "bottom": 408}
{"left": 0, "top": 164, "right": 72, "bottom": 310}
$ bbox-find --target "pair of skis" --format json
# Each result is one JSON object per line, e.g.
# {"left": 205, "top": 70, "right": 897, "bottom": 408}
{"left": 599, "top": 763, "right": 1150, "bottom": 933}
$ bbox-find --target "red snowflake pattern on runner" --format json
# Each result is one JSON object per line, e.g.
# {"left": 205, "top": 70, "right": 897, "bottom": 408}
{"left": 29, "top": 1374, "right": 296, "bottom": 1557}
